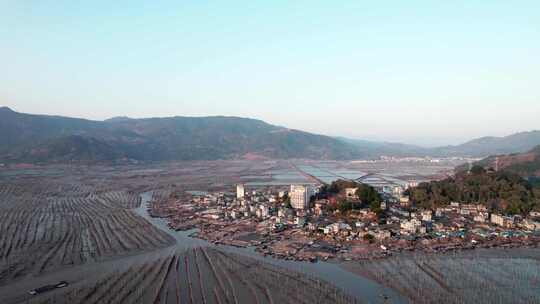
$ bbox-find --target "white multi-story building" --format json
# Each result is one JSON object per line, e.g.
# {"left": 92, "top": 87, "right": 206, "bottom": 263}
{"left": 289, "top": 185, "right": 314, "bottom": 210}
{"left": 260, "top": 205, "right": 269, "bottom": 218}
{"left": 236, "top": 184, "right": 245, "bottom": 199}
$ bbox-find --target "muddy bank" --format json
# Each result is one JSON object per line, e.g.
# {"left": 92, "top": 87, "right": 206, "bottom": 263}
{"left": 341, "top": 247, "right": 540, "bottom": 304}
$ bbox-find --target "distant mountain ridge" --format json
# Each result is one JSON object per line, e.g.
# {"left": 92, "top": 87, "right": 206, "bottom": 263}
{"left": 432, "top": 131, "right": 540, "bottom": 157}
{"left": 340, "top": 130, "right": 540, "bottom": 158}
{"left": 336, "top": 137, "right": 431, "bottom": 157}
{"left": 1, "top": 107, "right": 539, "bottom": 163}
{"left": 0, "top": 107, "right": 362, "bottom": 163}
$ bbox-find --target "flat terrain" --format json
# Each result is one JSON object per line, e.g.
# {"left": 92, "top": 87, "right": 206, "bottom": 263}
{"left": 343, "top": 249, "right": 540, "bottom": 304}
{"left": 3, "top": 159, "right": 526, "bottom": 304}
{"left": 26, "top": 247, "right": 355, "bottom": 304}
{"left": 0, "top": 161, "right": 362, "bottom": 304}
{"left": 0, "top": 180, "right": 174, "bottom": 285}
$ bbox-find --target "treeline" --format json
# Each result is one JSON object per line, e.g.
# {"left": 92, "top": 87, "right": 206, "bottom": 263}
{"left": 408, "top": 166, "right": 540, "bottom": 215}
{"left": 318, "top": 179, "right": 382, "bottom": 214}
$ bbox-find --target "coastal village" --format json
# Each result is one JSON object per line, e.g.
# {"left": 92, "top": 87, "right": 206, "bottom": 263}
{"left": 150, "top": 178, "right": 540, "bottom": 262}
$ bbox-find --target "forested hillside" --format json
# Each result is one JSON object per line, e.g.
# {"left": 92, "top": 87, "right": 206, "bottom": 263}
{"left": 408, "top": 166, "right": 540, "bottom": 215}
{"left": 0, "top": 107, "right": 361, "bottom": 162}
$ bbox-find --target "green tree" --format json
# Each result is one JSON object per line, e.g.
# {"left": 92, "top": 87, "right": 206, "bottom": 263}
{"left": 338, "top": 200, "right": 353, "bottom": 213}
{"left": 363, "top": 233, "right": 375, "bottom": 243}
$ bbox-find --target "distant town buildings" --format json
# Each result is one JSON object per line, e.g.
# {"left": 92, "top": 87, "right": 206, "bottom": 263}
{"left": 169, "top": 177, "right": 540, "bottom": 263}
{"left": 491, "top": 214, "right": 515, "bottom": 228}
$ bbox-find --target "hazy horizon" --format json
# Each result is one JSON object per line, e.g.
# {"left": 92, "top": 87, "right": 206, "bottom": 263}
{"left": 2, "top": 1, "right": 539, "bottom": 146}
{"left": 3, "top": 105, "right": 539, "bottom": 148}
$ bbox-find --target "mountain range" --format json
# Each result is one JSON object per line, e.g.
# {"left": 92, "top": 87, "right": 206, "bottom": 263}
{"left": 1, "top": 106, "right": 540, "bottom": 163}
{"left": 0, "top": 107, "right": 360, "bottom": 162}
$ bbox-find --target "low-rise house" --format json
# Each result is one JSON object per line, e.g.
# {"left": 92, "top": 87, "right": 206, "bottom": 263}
{"left": 461, "top": 204, "right": 480, "bottom": 215}
{"left": 307, "top": 221, "right": 321, "bottom": 231}
{"left": 399, "top": 196, "right": 410, "bottom": 206}
{"left": 278, "top": 208, "right": 294, "bottom": 218}
{"left": 491, "top": 214, "right": 504, "bottom": 226}
{"left": 477, "top": 205, "right": 488, "bottom": 213}
{"left": 392, "top": 186, "right": 404, "bottom": 197}
{"left": 325, "top": 222, "right": 352, "bottom": 234}
{"left": 491, "top": 214, "right": 515, "bottom": 228}
{"left": 259, "top": 205, "right": 269, "bottom": 217}
{"left": 323, "top": 226, "right": 332, "bottom": 234}
{"left": 529, "top": 211, "right": 540, "bottom": 218}
{"left": 368, "top": 229, "right": 391, "bottom": 240}
{"left": 502, "top": 216, "right": 515, "bottom": 228}
{"left": 294, "top": 216, "right": 306, "bottom": 227}
{"left": 389, "top": 206, "right": 410, "bottom": 218}
{"left": 474, "top": 213, "right": 487, "bottom": 223}
{"left": 452, "top": 221, "right": 465, "bottom": 229}
{"left": 521, "top": 219, "right": 540, "bottom": 231}
{"left": 203, "top": 214, "right": 221, "bottom": 220}
{"left": 421, "top": 210, "right": 433, "bottom": 222}
{"left": 345, "top": 188, "right": 358, "bottom": 198}
{"left": 400, "top": 219, "right": 422, "bottom": 234}
{"left": 433, "top": 222, "right": 445, "bottom": 232}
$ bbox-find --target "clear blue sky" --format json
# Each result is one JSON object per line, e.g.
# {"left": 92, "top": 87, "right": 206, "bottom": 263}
{"left": 1, "top": 1, "right": 539, "bottom": 146}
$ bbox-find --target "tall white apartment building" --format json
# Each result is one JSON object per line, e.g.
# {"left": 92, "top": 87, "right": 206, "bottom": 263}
{"left": 289, "top": 184, "right": 314, "bottom": 210}
{"left": 236, "top": 184, "right": 245, "bottom": 199}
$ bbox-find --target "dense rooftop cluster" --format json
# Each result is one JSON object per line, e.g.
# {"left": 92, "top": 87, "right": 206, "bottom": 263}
{"left": 151, "top": 176, "right": 540, "bottom": 262}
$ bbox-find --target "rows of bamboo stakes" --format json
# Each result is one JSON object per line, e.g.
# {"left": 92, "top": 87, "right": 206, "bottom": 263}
{"left": 33, "top": 247, "right": 358, "bottom": 304}
{"left": 0, "top": 182, "right": 175, "bottom": 284}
